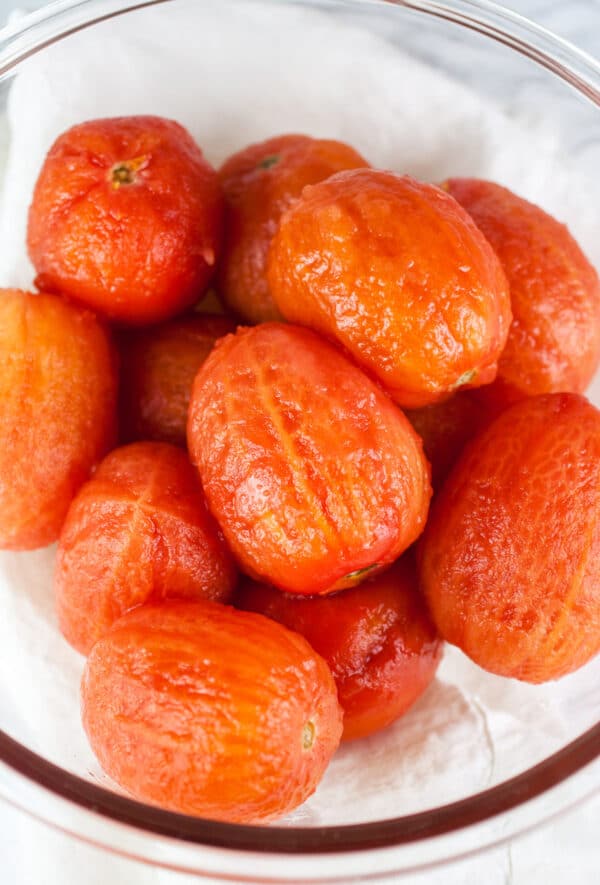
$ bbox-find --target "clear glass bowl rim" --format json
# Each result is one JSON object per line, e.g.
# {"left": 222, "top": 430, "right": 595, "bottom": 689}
{"left": 0, "top": 0, "right": 598, "bottom": 860}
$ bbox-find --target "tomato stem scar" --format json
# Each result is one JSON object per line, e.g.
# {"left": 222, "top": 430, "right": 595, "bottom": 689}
{"left": 302, "top": 721, "right": 315, "bottom": 750}
{"left": 110, "top": 155, "right": 150, "bottom": 188}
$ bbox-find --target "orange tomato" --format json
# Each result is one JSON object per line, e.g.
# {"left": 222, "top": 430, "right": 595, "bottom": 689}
{"left": 419, "top": 393, "right": 600, "bottom": 682}
{"left": 405, "top": 390, "right": 489, "bottom": 489}
{"left": 236, "top": 556, "right": 442, "bottom": 741}
{"left": 82, "top": 601, "right": 343, "bottom": 822}
{"left": 188, "top": 323, "right": 431, "bottom": 595}
{"left": 218, "top": 134, "right": 368, "bottom": 323}
{"left": 445, "top": 178, "right": 600, "bottom": 411}
{"left": 0, "top": 289, "right": 117, "bottom": 550}
{"left": 28, "top": 116, "right": 223, "bottom": 325}
{"left": 55, "top": 442, "right": 237, "bottom": 654}
{"left": 268, "top": 170, "right": 511, "bottom": 408}
{"left": 118, "top": 313, "right": 236, "bottom": 447}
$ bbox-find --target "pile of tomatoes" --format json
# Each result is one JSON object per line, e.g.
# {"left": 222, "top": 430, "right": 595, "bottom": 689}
{"left": 1, "top": 116, "right": 599, "bottom": 823}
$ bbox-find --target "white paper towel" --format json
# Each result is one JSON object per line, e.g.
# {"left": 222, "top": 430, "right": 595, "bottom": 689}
{"left": 0, "top": 1, "right": 599, "bottom": 882}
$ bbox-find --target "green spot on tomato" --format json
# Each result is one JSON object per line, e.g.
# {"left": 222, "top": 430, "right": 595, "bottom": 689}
{"left": 257, "top": 154, "right": 280, "bottom": 170}
{"left": 344, "top": 564, "right": 378, "bottom": 581}
{"left": 453, "top": 369, "right": 477, "bottom": 390}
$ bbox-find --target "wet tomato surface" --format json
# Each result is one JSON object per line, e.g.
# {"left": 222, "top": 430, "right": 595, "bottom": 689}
{"left": 55, "top": 442, "right": 237, "bottom": 654}
{"left": 218, "top": 133, "right": 368, "bottom": 324}
{"left": 82, "top": 600, "right": 343, "bottom": 822}
{"left": 188, "top": 322, "right": 431, "bottom": 594}
{"left": 119, "top": 313, "right": 235, "bottom": 447}
{"left": 446, "top": 178, "right": 600, "bottom": 411}
{"left": 28, "top": 116, "right": 224, "bottom": 325}
{"left": 419, "top": 393, "right": 600, "bottom": 682}
{"left": 268, "top": 170, "right": 511, "bottom": 408}
{"left": 0, "top": 289, "right": 117, "bottom": 550}
{"left": 236, "top": 555, "right": 442, "bottom": 741}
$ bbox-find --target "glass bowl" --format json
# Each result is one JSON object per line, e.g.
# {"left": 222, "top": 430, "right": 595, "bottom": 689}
{"left": 0, "top": 0, "right": 599, "bottom": 881}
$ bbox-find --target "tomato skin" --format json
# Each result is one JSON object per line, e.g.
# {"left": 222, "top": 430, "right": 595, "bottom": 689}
{"left": 81, "top": 600, "right": 343, "bottom": 822}
{"left": 446, "top": 178, "right": 600, "bottom": 411}
{"left": 218, "top": 133, "right": 368, "bottom": 324}
{"left": 268, "top": 169, "right": 511, "bottom": 408}
{"left": 188, "top": 322, "right": 431, "bottom": 595}
{"left": 418, "top": 393, "right": 600, "bottom": 683}
{"left": 28, "top": 116, "right": 224, "bottom": 325}
{"left": 0, "top": 288, "right": 117, "bottom": 550}
{"left": 236, "top": 556, "right": 442, "bottom": 741}
{"left": 118, "top": 313, "right": 235, "bottom": 447}
{"left": 405, "top": 390, "right": 490, "bottom": 489}
{"left": 55, "top": 442, "right": 237, "bottom": 655}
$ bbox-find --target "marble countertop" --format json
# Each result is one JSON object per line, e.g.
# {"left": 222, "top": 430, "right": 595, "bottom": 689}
{"left": 0, "top": 2, "right": 598, "bottom": 884}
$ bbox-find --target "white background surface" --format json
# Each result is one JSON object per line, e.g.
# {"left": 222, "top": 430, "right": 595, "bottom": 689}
{"left": 0, "top": 1, "right": 599, "bottom": 883}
